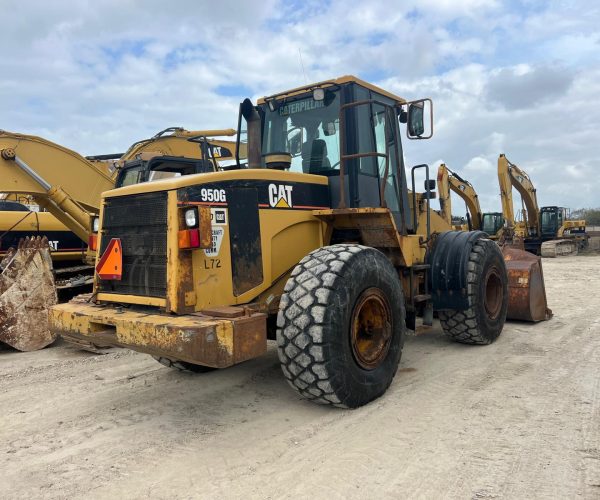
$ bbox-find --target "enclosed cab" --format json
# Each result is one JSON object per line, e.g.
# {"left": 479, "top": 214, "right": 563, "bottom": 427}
{"left": 482, "top": 212, "right": 505, "bottom": 239}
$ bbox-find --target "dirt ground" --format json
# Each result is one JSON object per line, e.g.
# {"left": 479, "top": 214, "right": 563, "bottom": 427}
{"left": 1, "top": 256, "right": 599, "bottom": 499}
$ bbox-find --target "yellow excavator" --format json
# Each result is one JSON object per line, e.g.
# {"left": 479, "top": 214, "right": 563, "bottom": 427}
{"left": 496, "top": 154, "right": 586, "bottom": 256}
{"left": 437, "top": 163, "right": 551, "bottom": 322}
{"left": 0, "top": 128, "right": 244, "bottom": 351}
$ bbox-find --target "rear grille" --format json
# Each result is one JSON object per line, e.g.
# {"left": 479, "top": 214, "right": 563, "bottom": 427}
{"left": 97, "top": 192, "right": 168, "bottom": 298}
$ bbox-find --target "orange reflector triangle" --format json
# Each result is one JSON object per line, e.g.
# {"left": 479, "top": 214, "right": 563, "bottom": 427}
{"left": 95, "top": 238, "right": 122, "bottom": 280}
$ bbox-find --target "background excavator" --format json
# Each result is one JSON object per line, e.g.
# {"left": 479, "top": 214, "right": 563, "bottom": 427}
{"left": 437, "top": 162, "right": 551, "bottom": 323}
{"left": 0, "top": 128, "right": 245, "bottom": 351}
{"left": 495, "top": 154, "right": 587, "bottom": 256}
{"left": 437, "top": 163, "right": 482, "bottom": 230}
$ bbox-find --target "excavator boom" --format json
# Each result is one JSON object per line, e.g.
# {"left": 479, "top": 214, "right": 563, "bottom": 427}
{"left": 437, "top": 164, "right": 482, "bottom": 230}
{"left": 498, "top": 154, "right": 541, "bottom": 237}
{"left": 495, "top": 154, "right": 553, "bottom": 321}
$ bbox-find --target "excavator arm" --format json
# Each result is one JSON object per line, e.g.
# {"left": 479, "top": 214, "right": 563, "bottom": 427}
{"left": 118, "top": 127, "right": 243, "bottom": 164}
{"left": 437, "top": 163, "right": 482, "bottom": 230}
{"left": 497, "top": 154, "right": 540, "bottom": 237}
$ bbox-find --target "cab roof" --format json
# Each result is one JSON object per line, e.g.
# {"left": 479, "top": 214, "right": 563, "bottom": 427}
{"left": 257, "top": 75, "right": 407, "bottom": 106}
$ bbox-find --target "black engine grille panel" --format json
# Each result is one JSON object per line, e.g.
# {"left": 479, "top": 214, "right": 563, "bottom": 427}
{"left": 97, "top": 192, "right": 168, "bottom": 298}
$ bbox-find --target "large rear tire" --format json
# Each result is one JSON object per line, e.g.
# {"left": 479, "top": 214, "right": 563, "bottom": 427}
{"left": 438, "top": 239, "right": 508, "bottom": 344}
{"left": 277, "top": 244, "right": 405, "bottom": 408}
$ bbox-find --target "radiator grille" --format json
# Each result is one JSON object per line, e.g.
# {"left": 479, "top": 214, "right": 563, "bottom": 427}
{"left": 97, "top": 192, "right": 168, "bottom": 298}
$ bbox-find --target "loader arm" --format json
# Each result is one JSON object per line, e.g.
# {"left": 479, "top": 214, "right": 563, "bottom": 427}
{"left": 0, "top": 131, "right": 116, "bottom": 241}
{"left": 437, "top": 164, "right": 482, "bottom": 230}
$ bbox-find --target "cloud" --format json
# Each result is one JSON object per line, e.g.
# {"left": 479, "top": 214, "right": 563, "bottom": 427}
{"left": 485, "top": 65, "right": 574, "bottom": 109}
{"left": 0, "top": 0, "right": 599, "bottom": 211}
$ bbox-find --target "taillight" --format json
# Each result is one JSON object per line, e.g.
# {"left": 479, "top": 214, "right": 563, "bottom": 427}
{"left": 178, "top": 229, "right": 201, "bottom": 249}
{"left": 88, "top": 233, "right": 98, "bottom": 251}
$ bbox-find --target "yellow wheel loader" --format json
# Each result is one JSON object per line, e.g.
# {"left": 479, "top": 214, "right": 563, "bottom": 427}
{"left": 51, "top": 76, "right": 513, "bottom": 408}
{"left": 437, "top": 163, "right": 552, "bottom": 322}
{"left": 0, "top": 128, "right": 243, "bottom": 351}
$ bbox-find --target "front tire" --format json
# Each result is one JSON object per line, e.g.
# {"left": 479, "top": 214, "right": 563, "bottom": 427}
{"left": 277, "top": 244, "right": 406, "bottom": 408}
{"left": 439, "top": 239, "right": 508, "bottom": 344}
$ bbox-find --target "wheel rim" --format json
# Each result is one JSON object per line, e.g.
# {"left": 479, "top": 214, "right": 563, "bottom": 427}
{"left": 484, "top": 266, "right": 503, "bottom": 320}
{"left": 350, "top": 288, "right": 392, "bottom": 370}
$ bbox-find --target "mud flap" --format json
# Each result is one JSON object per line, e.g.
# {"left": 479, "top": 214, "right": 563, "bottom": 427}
{"left": 428, "top": 230, "right": 488, "bottom": 310}
{"left": 502, "top": 246, "right": 552, "bottom": 322}
{"left": 0, "top": 236, "right": 58, "bottom": 351}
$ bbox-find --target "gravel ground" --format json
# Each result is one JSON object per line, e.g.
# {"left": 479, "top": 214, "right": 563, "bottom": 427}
{"left": 1, "top": 255, "right": 599, "bottom": 499}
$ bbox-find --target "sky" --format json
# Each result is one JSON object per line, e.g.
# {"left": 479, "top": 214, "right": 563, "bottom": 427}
{"left": 1, "top": 0, "right": 599, "bottom": 211}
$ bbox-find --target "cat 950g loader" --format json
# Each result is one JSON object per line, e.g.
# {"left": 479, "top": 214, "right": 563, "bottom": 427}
{"left": 50, "top": 76, "right": 512, "bottom": 408}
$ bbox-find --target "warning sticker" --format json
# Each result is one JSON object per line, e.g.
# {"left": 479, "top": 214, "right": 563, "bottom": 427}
{"left": 211, "top": 208, "right": 227, "bottom": 225}
{"left": 204, "top": 227, "right": 225, "bottom": 257}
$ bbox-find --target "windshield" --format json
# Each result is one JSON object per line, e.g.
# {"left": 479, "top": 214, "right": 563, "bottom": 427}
{"left": 482, "top": 213, "right": 503, "bottom": 235}
{"left": 116, "top": 158, "right": 211, "bottom": 188}
{"left": 261, "top": 90, "right": 341, "bottom": 174}
{"left": 541, "top": 210, "right": 558, "bottom": 234}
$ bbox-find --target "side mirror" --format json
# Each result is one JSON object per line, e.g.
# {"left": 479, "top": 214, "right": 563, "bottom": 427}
{"left": 405, "top": 98, "right": 433, "bottom": 140}
{"left": 287, "top": 128, "right": 303, "bottom": 157}
{"left": 424, "top": 179, "right": 436, "bottom": 191}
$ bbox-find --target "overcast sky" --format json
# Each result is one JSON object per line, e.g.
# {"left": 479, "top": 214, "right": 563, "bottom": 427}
{"left": 1, "top": 0, "right": 599, "bottom": 211}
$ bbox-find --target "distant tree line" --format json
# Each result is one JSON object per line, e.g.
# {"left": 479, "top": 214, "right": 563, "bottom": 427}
{"left": 571, "top": 208, "right": 600, "bottom": 226}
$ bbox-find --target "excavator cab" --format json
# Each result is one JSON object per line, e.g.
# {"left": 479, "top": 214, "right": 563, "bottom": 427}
{"left": 482, "top": 212, "right": 504, "bottom": 237}
{"left": 115, "top": 156, "right": 215, "bottom": 187}
{"left": 540, "top": 206, "right": 564, "bottom": 238}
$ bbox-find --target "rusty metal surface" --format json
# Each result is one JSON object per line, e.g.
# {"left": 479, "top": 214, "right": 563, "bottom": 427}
{"left": 350, "top": 287, "right": 392, "bottom": 370}
{"left": 312, "top": 208, "right": 401, "bottom": 247}
{"left": 198, "top": 206, "right": 212, "bottom": 248}
{"left": 50, "top": 299, "right": 267, "bottom": 368}
{"left": 502, "top": 246, "right": 552, "bottom": 322}
{"left": 0, "top": 236, "right": 58, "bottom": 351}
{"left": 199, "top": 306, "right": 246, "bottom": 318}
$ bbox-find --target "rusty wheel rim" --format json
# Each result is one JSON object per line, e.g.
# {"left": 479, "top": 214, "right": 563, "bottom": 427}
{"left": 484, "top": 266, "right": 503, "bottom": 320}
{"left": 350, "top": 288, "right": 392, "bottom": 370}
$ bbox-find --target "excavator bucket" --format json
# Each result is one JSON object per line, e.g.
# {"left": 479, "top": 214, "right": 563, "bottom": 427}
{"left": 502, "top": 246, "right": 553, "bottom": 322}
{"left": 0, "top": 236, "right": 58, "bottom": 351}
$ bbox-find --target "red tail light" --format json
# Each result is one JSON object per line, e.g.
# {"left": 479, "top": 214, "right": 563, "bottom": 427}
{"left": 88, "top": 233, "right": 98, "bottom": 251}
{"left": 178, "top": 229, "right": 201, "bottom": 249}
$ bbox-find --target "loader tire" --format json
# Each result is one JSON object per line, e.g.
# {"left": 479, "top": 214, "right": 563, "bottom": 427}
{"left": 438, "top": 239, "right": 508, "bottom": 344}
{"left": 277, "top": 244, "right": 405, "bottom": 408}
{"left": 152, "top": 356, "right": 216, "bottom": 373}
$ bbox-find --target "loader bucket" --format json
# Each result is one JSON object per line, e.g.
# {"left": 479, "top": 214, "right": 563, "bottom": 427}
{"left": 502, "top": 246, "right": 552, "bottom": 322}
{"left": 0, "top": 236, "right": 58, "bottom": 351}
